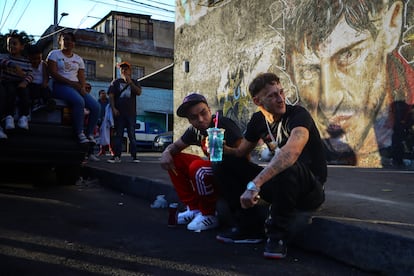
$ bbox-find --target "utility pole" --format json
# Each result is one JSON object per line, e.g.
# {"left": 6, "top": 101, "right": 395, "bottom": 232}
{"left": 113, "top": 18, "right": 118, "bottom": 80}
{"left": 52, "top": 1, "right": 68, "bottom": 49}
{"left": 53, "top": 0, "right": 58, "bottom": 49}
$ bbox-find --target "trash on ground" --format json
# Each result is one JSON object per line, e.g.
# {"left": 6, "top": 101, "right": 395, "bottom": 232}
{"left": 150, "top": 194, "right": 168, "bottom": 208}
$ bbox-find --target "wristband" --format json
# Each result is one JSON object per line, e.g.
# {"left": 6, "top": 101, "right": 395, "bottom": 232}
{"left": 246, "top": 181, "right": 260, "bottom": 192}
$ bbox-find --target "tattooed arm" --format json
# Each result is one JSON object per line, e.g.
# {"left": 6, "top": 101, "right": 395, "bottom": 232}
{"left": 240, "top": 126, "right": 309, "bottom": 209}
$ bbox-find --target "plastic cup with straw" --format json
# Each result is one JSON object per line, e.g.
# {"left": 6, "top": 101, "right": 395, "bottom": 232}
{"left": 211, "top": 112, "right": 218, "bottom": 157}
{"left": 207, "top": 112, "right": 225, "bottom": 162}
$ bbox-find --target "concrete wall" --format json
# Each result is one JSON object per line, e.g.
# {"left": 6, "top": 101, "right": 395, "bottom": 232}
{"left": 153, "top": 20, "right": 175, "bottom": 50}
{"left": 173, "top": 0, "right": 414, "bottom": 167}
{"left": 77, "top": 46, "right": 113, "bottom": 81}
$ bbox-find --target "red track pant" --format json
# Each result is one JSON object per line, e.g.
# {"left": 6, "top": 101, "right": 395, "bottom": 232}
{"left": 168, "top": 152, "right": 217, "bottom": 215}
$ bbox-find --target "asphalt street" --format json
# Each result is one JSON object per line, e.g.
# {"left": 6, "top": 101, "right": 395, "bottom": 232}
{"left": 85, "top": 151, "right": 414, "bottom": 275}
{"left": 0, "top": 175, "right": 374, "bottom": 275}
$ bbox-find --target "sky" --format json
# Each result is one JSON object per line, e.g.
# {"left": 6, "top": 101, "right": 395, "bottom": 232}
{"left": 0, "top": 0, "right": 176, "bottom": 40}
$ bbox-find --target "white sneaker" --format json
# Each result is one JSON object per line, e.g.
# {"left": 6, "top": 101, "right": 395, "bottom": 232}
{"left": 5, "top": 115, "right": 15, "bottom": 130}
{"left": 0, "top": 127, "right": 7, "bottom": 139}
{"left": 177, "top": 207, "right": 200, "bottom": 225}
{"left": 87, "top": 135, "right": 97, "bottom": 144}
{"left": 17, "top": 115, "right": 29, "bottom": 130}
{"left": 187, "top": 213, "right": 219, "bottom": 231}
{"left": 88, "top": 154, "right": 100, "bottom": 161}
{"left": 78, "top": 133, "right": 89, "bottom": 143}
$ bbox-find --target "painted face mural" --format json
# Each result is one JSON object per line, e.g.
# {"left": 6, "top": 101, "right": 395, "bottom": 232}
{"left": 284, "top": 0, "right": 414, "bottom": 166}
{"left": 174, "top": 0, "right": 414, "bottom": 167}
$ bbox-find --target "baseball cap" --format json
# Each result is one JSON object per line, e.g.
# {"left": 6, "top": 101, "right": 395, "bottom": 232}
{"left": 177, "top": 93, "right": 208, "bottom": 117}
{"left": 118, "top": 61, "right": 131, "bottom": 68}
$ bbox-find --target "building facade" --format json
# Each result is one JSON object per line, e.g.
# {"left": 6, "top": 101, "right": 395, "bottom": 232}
{"left": 38, "top": 11, "right": 174, "bottom": 131}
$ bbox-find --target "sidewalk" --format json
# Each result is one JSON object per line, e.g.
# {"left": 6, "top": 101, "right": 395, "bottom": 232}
{"left": 84, "top": 152, "right": 414, "bottom": 275}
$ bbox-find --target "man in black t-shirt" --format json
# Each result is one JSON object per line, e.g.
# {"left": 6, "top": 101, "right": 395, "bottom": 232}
{"left": 160, "top": 93, "right": 242, "bottom": 232}
{"left": 107, "top": 61, "right": 142, "bottom": 163}
{"left": 216, "top": 72, "right": 327, "bottom": 260}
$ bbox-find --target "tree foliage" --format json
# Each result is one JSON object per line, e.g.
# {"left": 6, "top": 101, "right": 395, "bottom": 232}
{"left": 0, "top": 29, "right": 35, "bottom": 54}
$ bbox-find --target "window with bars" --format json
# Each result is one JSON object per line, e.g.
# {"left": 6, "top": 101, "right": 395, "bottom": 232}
{"left": 84, "top": 59, "right": 96, "bottom": 79}
{"left": 116, "top": 15, "right": 153, "bottom": 40}
{"left": 132, "top": 65, "right": 145, "bottom": 80}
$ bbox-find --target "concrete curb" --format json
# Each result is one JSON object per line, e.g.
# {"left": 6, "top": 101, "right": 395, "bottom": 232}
{"left": 87, "top": 166, "right": 179, "bottom": 204}
{"left": 294, "top": 217, "right": 414, "bottom": 275}
{"left": 88, "top": 166, "right": 414, "bottom": 275}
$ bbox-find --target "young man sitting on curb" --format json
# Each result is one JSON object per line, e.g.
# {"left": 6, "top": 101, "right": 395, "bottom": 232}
{"left": 160, "top": 93, "right": 243, "bottom": 232}
{"left": 215, "top": 72, "right": 327, "bottom": 259}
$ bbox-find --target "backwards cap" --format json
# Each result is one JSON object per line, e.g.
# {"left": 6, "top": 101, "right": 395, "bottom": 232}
{"left": 176, "top": 93, "right": 208, "bottom": 117}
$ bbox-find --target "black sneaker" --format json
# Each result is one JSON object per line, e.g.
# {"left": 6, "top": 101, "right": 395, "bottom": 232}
{"left": 107, "top": 156, "right": 121, "bottom": 163}
{"left": 216, "top": 227, "right": 264, "bottom": 244}
{"left": 263, "top": 238, "right": 287, "bottom": 259}
{"left": 45, "top": 98, "right": 56, "bottom": 112}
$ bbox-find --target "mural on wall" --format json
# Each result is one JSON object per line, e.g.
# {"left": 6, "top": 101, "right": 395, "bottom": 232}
{"left": 281, "top": 0, "right": 414, "bottom": 167}
{"left": 174, "top": 0, "right": 414, "bottom": 167}
{"left": 214, "top": 2, "right": 291, "bottom": 132}
{"left": 176, "top": 0, "right": 231, "bottom": 26}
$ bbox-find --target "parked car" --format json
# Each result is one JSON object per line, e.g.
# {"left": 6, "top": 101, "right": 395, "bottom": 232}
{"left": 124, "top": 120, "right": 165, "bottom": 148}
{"left": 0, "top": 99, "right": 88, "bottom": 185}
{"left": 153, "top": 131, "right": 173, "bottom": 152}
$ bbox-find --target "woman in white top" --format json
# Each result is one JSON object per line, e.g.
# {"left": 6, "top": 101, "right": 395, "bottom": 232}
{"left": 46, "top": 32, "right": 100, "bottom": 144}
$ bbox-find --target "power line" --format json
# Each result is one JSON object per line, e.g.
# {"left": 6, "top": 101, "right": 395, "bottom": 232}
{"left": 13, "top": 0, "right": 32, "bottom": 30}
{"left": 0, "top": 0, "right": 17, "bottom": 33}
{"left": 0, "top": 0, "right": 8, "bottom": 30}
{"left": 112, "top": 0, "right": 175, "bottom": 17}
{"left": 1, "top": 0, "right": 175, "bottom": 38}
{"left": 91, "top": 0, "right": 175, "bottom": 14}
{"left": 76, "top": 3, "right": 99, "bottom": 29}
{"left": 142, "top": 0, "right": 175, "bottom": 9}
{"left": 121, "top": 0, "right": 175, "bottom": 13}
{"left": 89, "top": 0, "right": 175, "bottom": 21}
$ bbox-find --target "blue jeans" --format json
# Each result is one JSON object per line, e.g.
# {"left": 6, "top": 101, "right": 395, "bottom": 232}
{"left": 53, "top": 82, "right": 100, "bottom": 136}
{"left": 113, "top": 113, "right": 137, "bottom": 158}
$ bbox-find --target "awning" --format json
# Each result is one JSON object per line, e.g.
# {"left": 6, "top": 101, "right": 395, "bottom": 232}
{"left": 138, "top": 63, "right": 174, "bottom": 90}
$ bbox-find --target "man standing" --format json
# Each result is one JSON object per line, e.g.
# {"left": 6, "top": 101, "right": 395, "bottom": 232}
{"left": 216, "top": 72, "right": 326, "bottom": 260}
{"left": 108, "top": 61, "right": 142, "bottom": 163}
{"left": 160, "top": 93, "right": 243, "bottom": 232}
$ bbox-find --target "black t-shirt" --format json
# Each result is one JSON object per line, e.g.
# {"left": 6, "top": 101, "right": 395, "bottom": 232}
{"left": 108, "top": 78, "right": 141, "bottom": 117}
{"left": 245, "top": 105, "right": 327, "bottom": 183}
{"left": 181, "top": 116, "right": 242, "bottom": 157}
